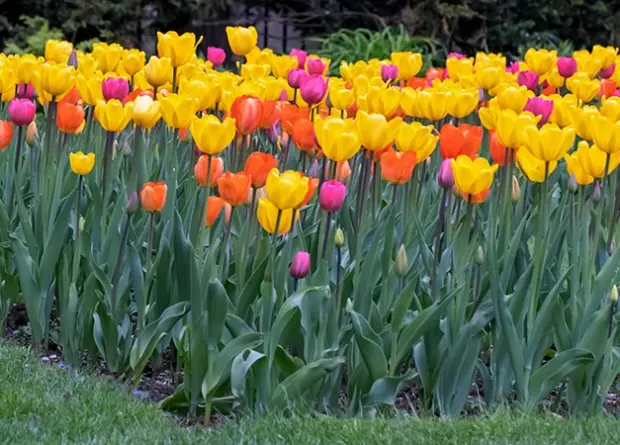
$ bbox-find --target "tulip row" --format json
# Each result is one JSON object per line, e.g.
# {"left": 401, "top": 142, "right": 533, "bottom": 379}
{"left": 0, "top": 29, "right": 620, "bottom": 421}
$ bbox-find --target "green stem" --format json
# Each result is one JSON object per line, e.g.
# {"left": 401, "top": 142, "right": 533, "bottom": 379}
{"left": 102, "top": 131, "right": 115, "bottom": 199}
{"left": 146, "top": 212, "right": 155, "bottom": 271}
{"left": 321, "top": 212, "right": 333, "bottom": 259}
{"left": 71, "top": 175, "right": 84, "bottom": 283}
{"left": 219, "top": 206, "right": 235, "bottom": 278}
{"left": 111, "top": 212, "right": 132, "bottom": 319}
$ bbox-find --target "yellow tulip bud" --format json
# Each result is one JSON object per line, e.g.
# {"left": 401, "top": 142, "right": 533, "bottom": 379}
{"left": 190, "top": 114, "right": 236, "bottom": 155}
{"left": 334, "top": 228, "right": 345, "bottom": 248}
{"left": 157, "top": 31, "right": 201, "bottom": 67}
{"left": 257, "top": 197, "right": 297, "bottom": 234}
{"left": 132, "top": 95, "right": 161, "bottom": 129}
{"left": 394, "top": 245, "right": 408, "bottom": 277}
{"left": 314, "top": 117, "right": 360, "bottom": 162}
{"left": 226, "top": 26, "right": 258, "bottom": 56}
{"left": 95, "top": 99, "right": 134, "bottom": 133}
{"left": 144, "top": 56, "right": 173, "bottom": 88}
{"left": 69, "top": 151, "right": 95, "bottom": 176}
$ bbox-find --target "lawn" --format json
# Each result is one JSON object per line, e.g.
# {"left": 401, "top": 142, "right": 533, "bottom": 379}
{"left": 1, "top": 342, "right": 619, "bottom": 445}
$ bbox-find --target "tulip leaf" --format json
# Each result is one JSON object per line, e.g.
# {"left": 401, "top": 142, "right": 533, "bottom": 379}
{"left": 236, "top": 255, "right": 269, "bottom": 319}
{"left": 349, "top": 309, "right": 388, "bottom": 382}
{"left": 210, "top": 332, "right": 263, "bottom": 394}
{"left": 230, "top": 349, "right": 267, "bottom": 402}
{"left": 363, "top": 369, "right": 417, "bottom": 407}
{"left": 206, "top": 278, "right": 229, "bottom": 349}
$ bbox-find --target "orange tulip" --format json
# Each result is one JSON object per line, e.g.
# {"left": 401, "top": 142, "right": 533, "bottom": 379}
{"left": 366, "top": 145, "right": 392, "bottom": 163}
{"left": 292, "top": 118, "right": 316, "bottom": 152}
{"left": 280, "top": 103, "right": 309, "bottom": 135}
{"left": 230, "top": 95, "right": 263, "bottom": 135}
{"left": 140, "top": 182, "right": 167, "bottom": 212}
{"left": 205, "top": 196, "right": 232, "bottom": 227}
{"left": 439, "top": 123, "right": 482, "bottom": 159}
{"left": 59, "top": 87, "right": 81, "bottom": 106}
{"left": 407, "top": 77, "right": 427, "bottom": 90}
{"left": 194, "top": 155, "right": 224, "bottom": 187}
{"left": 57, "top": 102, "right": 86, "bottom": 134}
{"left": 380, "top": 148, "right": 417, "bottom": 184}
{"left": 217, "top": 171, "right": 252, "bottom": 206}
{"left": 260, "top": 100, "right": 281, "bottom": 129}
{"left": 296, "top": 177, "right": 319, "bottom": 208}
{"left": 244, "top": 152, "right": 278, "bottom": 188}
{"left": 336, "top": 160, "right": 351, "bottom": 184}
{"left": 0, "top": 121, "right": 13, "bottom": 150}
{"left": 124, "top": 87, "right": 154, "bottom": 104}
{"left": 489, "top": 130, "right": 516, "bottom": 166}
{"left": 460, "top": 188, "right": 490, "bottom": 204}
{"left": 600, "top": 79, "right": 617, "bottom": 99}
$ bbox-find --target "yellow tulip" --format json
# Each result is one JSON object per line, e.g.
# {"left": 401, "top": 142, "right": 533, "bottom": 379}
{"left": 446, "top": 57, "right": 474, "bottom": 81}
{"left": 524, "top": 48, "right": 556, "bottom": 75}
{"left": 523, "top": 123, "right": 575, "bottom": 162}
{"left": 417, "top": 89, "right": 449, "bottom": 121}
{"left": 270, "top": 55, "right": 298, "bottom": 78}
{"left": 495, "top": 110, "right": 539, "bottom": 149}
{"left": 257, "top": 198, "right": 297, "bottom": 234}
{"left": 178, "top": 78, "right": 219, "bottom": 111}
{"left": 575, "top": 140, "right": 620, "bottom": 178}
{"left": 548, "top": 94, "right": 577, "bottom": 127}
{"left": 190, "top": 115, "right": 236, "bottom": 155}
{"left": 591, "top": 114, "right": 620, "bottom": 154}
{"left": 356, "top": 111, "right": 402, "bottom": 151}
{"left": 265, "top": 169, "right": 309, "bottom": 210}
{"left": 475, "top": 66, "right": 502, "bottom": 90}
{"left": 241, "top": 63, "right": 271, "bottom": 80}
{"left": 451, "top": 155, "right": 498, "bottom": 195}
{"left": 34, "top": 62, "right": 76, "bottom": 99}
{"left": 157, "top": 31, "right": 201, "bottom": 67}
{"left": 475, "top": 52, "right": 506, "bottom": 70}
{"left": 495, "top": 85, "right": 532, "bottom": 113}
{"left": 570, "top": 105, "right": 599, "bottom": 140}
{"left": 69, "top": 151, "right": 95, "bottom": 176}
{"left": 92, "top": 42, "right": 124, "bottom": 74}
{"left": 226, "top": 26, "right": 258, "bottom": 56}
{"left": 517, "top": 147, "right": 558, "bottom": 183}
{"left": 601, "top": 97, "right": 620, "bottom": 121}
{"left": 541, "top": 68, "right": 564, "bottom": 88}
{"left": 566, "top": 73, "right": 600, "bottom": 103}
{"left": 313, "top": 117, "right": 360, "bottom": 162}
{"left": 564, "top": 152, "right": 593, "bottom": 185}
{"left": 340, "top": 61, "right": 373, "bottom": 84}
{"left": 592, "top": 44, "right": 618, "bottom": 69}
{"left": 395, "top": 121, "right": 437, "bottom": 162}
{"left": 76, "top": 53, "right": 99, "bottom": 77}
{"left": 574, "top": 51, "right": 601, "bottom": 79}
{"left": 356, "top": 86, "right": 400, "bottom": 118}
{"left": 0, "top": 66, "right": 16, "bottom": 96}
{"left": 76, "top": 73, "right": 103, "bottom": 106}
{"left": 258, "top": 77, "right": 285, "bottom": 101}
{"left": 95, "top": 100, "right": 134, "bottom": 133}
{"left": 45, "top": 40, "right": 73, "bottom": 64}
{"left": 13, "top": 54, "right": 41, "bottom": 84}
{"left": 158, "top": 93, "right": 199, "bottom": 129}
{"left": 245, "top": 47, "right": 273, "bottom": 65}
{"left": 478, "top": 104, "right": 501, "bottom": 130}
{"left": 329, "top": 86, "right": 355, "bottom": 111}
{"left": 447, "top": 88, "right": 479, "bottom": 118}
{"left": 390, "top": 52, "right": 423, "bottom": 80}
{"left": 132, "top": 95, "right": 161, "bottom": 129}
{"left": 123, "top": 49, "right": 146, "bottom": 76}
{"left": 144, "top": 56, "right": 173, "bottom": 88}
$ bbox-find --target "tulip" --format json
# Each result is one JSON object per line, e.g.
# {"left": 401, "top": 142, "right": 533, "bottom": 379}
{"left": 57, "top": 102, "right": 86, "bottom": 134}
{"left": 299, "top": 74, "right": 328, "bottom": 106}
{"left": 381, "top": 149, "right": 417, "bottom": 184}
{"left": 575, "top": 140, "right": 620, "bottom": 178}
{"left": 217, "top": 172, "right": 252, "bottom": 206}
{"left": 356, "top": 111, "right": 402, "bottom": 151}
{"left": 395, "top": 121, "right": 437, "bottom": 162}
{"left": 564, "top": 152, "right": 593, "bottom": 186}
{"left": 69, "top": 151, "right": 95, "bottom": 176}
{"left": 334, "top": 228, "right": 345, "bottom": 247}
{"left": 141, "top": 182, "right": 167, "bottom": 212}
{"left": 394, "top": 245, "right": 408, "bottom": 277}
{"left": 494, "top": 109, "right": 539, "bottom": 149}
{"left": 158, "top": 93, "right": 199, "bottom": 129}
{"left": 305, "top": 57, "right": 326, "bottom": 75}
{"left": 204, "top": 196, "right": 231, "bottom": 227}
{"left": 391, "top": 52, "right": 423, "bottom": 80}
{"left": 523, "top": 123, "right": 575, "bottom": 163}
{"left": 488, "top": 130, "right": 512, "bottom": 166}
{"left": 280, "top": 103, "right": 309, "bottom": 134}
{"left": 592, "top": 115, "right": 620, "bottom": 154}
{"left": 17, "top": 83, "right": 35, "bottom": 100}
{"left": 13, "top": 54, "right": 40, "bottom": 85}
{"left": 524, "top": 48, "right": 556, "bottom": 75}
{"left": 25, "top": 121, "right": 37, "bottom": 146}
{"left": 290, "top": 48, "right": 307, "bottom": 69}
{"left": 356, "top": 86, "right": 401, "bottom": 118}
{"left": 245, "top": 152, "right": 279, "bottom": 189}
{"left": 127, "top": 192, "right": 140, "bottom": 215}
{"left": 571, "top": 105, "right": 599, "bottom": 140}
{"left": 314, "top": 116, "right": 360, "bottom": 162}
{"left": 523, "top": 97, "right": 554, "bottom": 125}
{"left": 157, "top": 31, "right": 201, "bottom": 67}
{"left": 132, "top": 95, "right": 161, "bottom": 129}
{"left": 566, "top": 73, "right": 600, "bottom": 103}
{"left": 229, "top": 95, "right": 263, "bottom": 135}
{"left": 226, "top": 26, "right": 258, "bottom": 56}
{"left": 415, "top": 90, "right": 449, "bottom": 121}
{"left": 92, "top": 42, "right": 123, "bottom": 73}
{"left": 495, "top": 86, "right": 532, "bottom": 113}
{"left": 195, "top": 155, "right": 224, "bottom": 187}
{"left": 207, "top": 47, "right": 226, "bottom": 67}
{"left": 448, "top": 52, "right": 466, "bottom": 60}
{"left": 190, "top": 114, "right": 236, "bottom": 155}
{"left": 292, "top": 118, "right": 316, "bottom": 153}
{"left": 599, "top": 64, "right": 616, "bottom": 79}
{"left": 557, "top": 56, "right": 578, "bottom": 78}
{"left": 592, "top": 44, "right": 618, "bottom": 69}
{"left": 290, "top": 251, "right": 311, "bottom": 279}
{"left": 266, "top": 169, "right": 309, "bottom": 210}
{"left": 506, "top": 61, "right": 521, "bottom": 74}
{"left": 439, "top": 123, "right": 482, "bottom": 159}
{"left": 144, "top": 56, "right": 173, "bottom": 88}
{"left": 0, "top": 121, "right": 13, "bottom": 150}
{"left": 517, "top": 70, "right": 539, "bottom": 91}
{"left": 8, "top": 98, "right": 36, "bottom": 126}
{"left": 95, "top": 99, "right": 134, "bottom": 133}
{"left": 45, "top": 40, "right": 73, "bottom": 64}
{"left": 476, "top": 66, "right": 502, "bottom": 90}
{"left": 319, "top": 180, "right": 347, "bottom": 212}
{"left": 296, "top": 177, "right": 319, "bottom": 209}
{"left": 447, "top": 88, "right": 479, "bottom": 118}
{"left": 329, "top": 86, "right": 355, "bottom": 111}
{"left": 381, "top": 64, "right": 399, "bottom": 84}
{"left": 34, "top": 62, "right": 76, "bottom": 99}
{"left": 438, "top": 159, "right": 454, "bottom": 189}
{"left": 451, "top": 155, "right": 498, "bottom": 196}
{"left": 260, "top": 100, "right": 281, "bottom": 129}
{"left": 257, "top": 198, "right": 296, "bottom": 234}
{"left": 102, "top": 77, "right": 130, "bottom": 102}
{"left": 123, "top": 49, "right": 146, "bottom": 77}
{"left": 76, "top": 73, "right": 104, "bottom": 106}
{"left": 600, "top": 79, "right": 617, "bottom": 99}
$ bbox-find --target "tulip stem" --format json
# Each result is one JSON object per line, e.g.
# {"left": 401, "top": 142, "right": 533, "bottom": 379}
{"left": 431, "top": 188, "right": 448, "bottom": 298}
{"left": 102, "top": 131, "right": 115, "bottom": 200}
{"left": 300, "top": 151, "right": 307, "bottom": 174}
{"left": 71, "top": 175, "right": 84, "bottom": 284}
{"left": 146, "top": 212, "right": 155, "bottom": 271}
{"left": 321, "top": 212, "right": 332, "bottom": 260}
{"left": 172, "top": 67, "right": 177, "bottom": 94}
{"left": 330, "top": 159, "right": 337, "bottom": 180}
{"left": 415, "top": 160, "right": 427, "bottom": 204}
{"left": 355, "top": 153, "right": 369, "bottom": 232}
{"left": 608, "top": 300, "right": 617, "bottom": 338}
{"left": 606, "top": 164, "right": 620, "bottom": 252}
{"left": 111, "top": 212, "right": 132, "bottom": 318}
{"left": 8, "top": 125, "right": 24, "bottom": 215}
{"left": 219, "top": 206, "right": 235, "bottom": 278}
{"left": 272, "top": 210, "right": 282, "bottom": 248}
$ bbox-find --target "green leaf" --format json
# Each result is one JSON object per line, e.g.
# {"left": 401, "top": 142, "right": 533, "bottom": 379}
{"left": 236, "top": 255, "right": 269, "bottom": 319}
{"left": 363, "top": 369, "right": 416, "bottom": 407}
{"left": 209, "top": 332, "right": 263, "bottom": 394}
{"left": 206, "top": 278, "right": 229, "bottom": 349}
{"left": 349, "top": 309, "right": 388, "bottom": 382}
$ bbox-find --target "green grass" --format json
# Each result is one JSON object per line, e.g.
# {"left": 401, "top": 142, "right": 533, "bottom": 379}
{"left": 2, "top": 341, "right": 620, "bottom": 444}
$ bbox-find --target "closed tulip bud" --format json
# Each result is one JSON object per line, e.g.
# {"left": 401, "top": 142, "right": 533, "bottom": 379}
{"left": 306, "top": 57, "right": 326, "bottom": 75}
{"left": 437, "top": 159, "right": 454, "bottom": 189}
{"left": 68, "top": 49, "right": 78, "bottom": 69}
{"left": 517, "top": 70, "right": 539, "bottom": 91}
{"left": 17, "top": 83, "right": 35, "bottom": 100}
{"left": 593, "top": 181, "right": 602, "bottom": 203}
{"left": 394, "top": 245, "right": 408, "bottom": 277}
{"left": 226, "top": 26, "right": 258, "bottom": 56}
{"left": 207, "top": 46, "right": 226, "bottom": 67}
{"left": 300, "top": 74, "right": 328, "bottom": 105}
{"left": 290, "top": 48, "right": 307, "bottom": 69}
{"left": 102, "top": 77, "right": 129, "bottom": 102}
{"left": 475, "top": 246, "right": 484, "bottom": 265}
{"left": 69, "top": 151, "right": 95, "bottom": 176}
{"left": 567, "top": 174, "right": 579, "bottom": 193}
{"left": 290, "top": 251, "right": 311, "bottom": 279}
{"left": 287, "top": 68, "right": 307, "bottom": 90}
{"left": 511, "top": 176, "right": 520, "bottom": 202}
{"left": 610, "top": 240, "right": 616, "bottom": 256}
{"left": 557, "top": 57, "right": 577, "bottom": 78}
{"left": 319, "top": 180, "right": 347, "bottom": 212}
{"left": 381, "top": 64, "right": 399, "bottom": 84}
{"left": 8, "top": 98, "right": 36, "bottom": 126}
{"left": 126, "top": 192, "right": 139, "bottom": 215}
{"left": 308, "top": 159, "right": 320, "bottom": 177}
{"left": 599, "top": 64, "right": 616, "bottom": 80}
{"left": 335, "top": 228, "right": 345, "bottom": 248}
{"left": 25, "top": 121, "right": 37, "bottom": 145}
{"left": 612, "top": 285, "right": 618, "bottom": 303}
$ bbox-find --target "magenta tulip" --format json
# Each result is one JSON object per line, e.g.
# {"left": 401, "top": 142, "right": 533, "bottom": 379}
{"left": 506, "top": 61, "right": 520, "bottom": 74}
{"left": 599, "top": 64, "right": 616, "bottom": 79}
{"left": 289, "top": 48, "right": 307, "bottom": 70}
{"left": 8, "top": 98, "right": 36, "bottom": 126}
{"left": 517, "top": 70, "right": 539, "bottom": 91}
{"left": 102, "top": 77, "right": 130, "bottom": 102}
{"left": 319, "top": 180, "right": 346, "bottom": 213}
{"left": 557, "top": 56, "right": 578, "bottom": 78}
{"left": 207, "top": 47, "right": 226, "bottom": 67}
{"left": 299, "top": 74, "right": 328, "bottom": 106}
{"left": 381, "top": 64, "right": 399, "bottom": 84}
{"left": 524, "top": 97, "right": 554, "bottom": 125}
{"left": 437, "top": 159, "right": 454, "bottom": 189}
{"left": 290, "top": 251, "right": 311, "bottom": 279}
{"left": 287, "top": 68, "right": 308, "bottom": 90}
{"left": 448, "top": 52, "right": 466, "bottom": 60}
{"left": 306, "top": 57, "right": 326, "bottom": 75}
{"left": 17, "top": 83, "right": 35, "bottom": 99}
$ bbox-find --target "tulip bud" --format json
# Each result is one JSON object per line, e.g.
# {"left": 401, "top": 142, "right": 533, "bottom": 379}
{"left": 79, "top": 216, "right": 85, "bottom": 232}
{"left": 290, "top": 251, "right": 311, "bottom": 279}
{"left": 113, "top": 140, "right": 119, "bottom": 158}
{"left": 610, "top": 240, "right": 616, "bottom": 256}
{"left": 267, "top": 123, "right": 280, "bottom": 145}
{"left": 517, "top": 70, "right": 539, "bottom": 92}
{"left": 557, "top": 56, "right": 577, "bottom": 78}
{"left": 68, "top": 49, "right": 78, "bottom": 69}
{"left": 381, "top": 64, "right": 399, "bottom": 84}
{"left": 207, "top": 46, "right": 226, "bottom": 67}
{"left": 511, "top": 176, "right": 520, "bottom": 202}
{"left": 25, "top": 121, "right": 37, "bottom": 146}
{"left": 123, "top": 139, "right": 132, "bottom": 156}
{"left": 299, "top": 74, "right": 328, "bottom": 105}
{"left": 593, "top": 181, "right": 602, "bottom": 203}
{"left": 612, "top": 285, "right": 618, "bottom": 303}
{"left": 334, "top": 228, "right": 345, "bottom": 248}
{"left": 102, "top": 77, "right": 130, "bottom": 102}
{"left": 475, "top": 246, "right": 485, "bottom": 265}
{"left": 599, "top": 64, "right": 616, "bottom": 80}
{"left": 308, "top": 159, "right": 320, "bottom": 178}
{"left": 290, "top": 48, "right": 307, "bottom": 69}
{"left": 345, "top": 298, "right": 353, "bottom": 312}
{"left": 287, "top": 68, "right": 308, "bottom": 90}
{"left": 126, "top": 192, "right": 139, "bottom": 215}
{"left": 319, "top": 180, "right": 347, "bottom": 213}
{"left": 306, "top": 57, "right": 326, "bottom": 75}
{"left": 394, "top": 245, "right": 408, "bottom": 278}
{"left": 8, "top": 98, "right": 36, "bottom": 126}
{"left": 437, "top": 159, "right": 454, "bottom": 189}
{"left": 567, "top": 174, "right": 578, "bottom": 193}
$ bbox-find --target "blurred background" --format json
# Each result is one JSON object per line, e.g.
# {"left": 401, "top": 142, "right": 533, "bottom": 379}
{"left": 1, "top": 0, "right": 619, "bottom": 67}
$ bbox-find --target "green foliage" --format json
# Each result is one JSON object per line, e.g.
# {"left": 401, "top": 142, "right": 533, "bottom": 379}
{"left": 2, "top": 16, "right": 64, "bottom": 55}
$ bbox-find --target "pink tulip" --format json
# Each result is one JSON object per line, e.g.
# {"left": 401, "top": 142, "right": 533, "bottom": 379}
{"left": 599, "top": 64, "right": 616, "bottom": 79}
{"left": 381, "top": 64, "right": 399, "bottom": 83}
{"left": 306, "top": 57, "right": 326, "bottom": 75}
{"left": 614, "top": 89, "right": 620, "bottom": 97}
{"left": 207, "top": 47, "right": 226, "bottom": 67}
{"left": 17, "top": 83, "right": 35, "bottom": 99}
{"left": 102, "top": 77, "right": 130, "bottom": 102}
{"left": 290, "top": 48, "right": 307, "bottom": 70}
{"left": 8, "top": 98, "right": 36, "bottom": 126}
{"left": 557, "top": 56, "right": 577, "bottom": 78}
{"left": 299, "top": 74, "right": 328, "bottom": 106}
{"left": 287, "top": 68, "right": 308, "bottom": 90}
{"left": 437, "top": 159, "right": 454, "bottom": 189}
{"left": 517, "top": 70, "right": 539, "bottom": 91}
{"left": 319, "top": 180, "right": 346, "bottom": 213}
{"left": 506, "top": 61, "right": 521, "bottom": 74}
{"left": 290, "top": 251, "right": 311, "bottom": 279}
{"left": 524, "top": 97, "right": 554, "bottom": 125}
{"left": 448, "top": 52, "right": 466, "bottom": 60}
